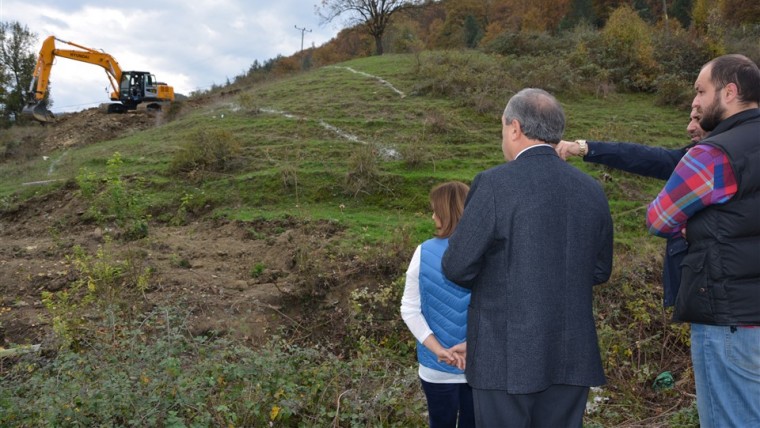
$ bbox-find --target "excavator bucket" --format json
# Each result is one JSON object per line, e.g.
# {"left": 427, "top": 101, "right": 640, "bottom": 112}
{"left": 22, "top": 101, "right": 56, "bottom": 123}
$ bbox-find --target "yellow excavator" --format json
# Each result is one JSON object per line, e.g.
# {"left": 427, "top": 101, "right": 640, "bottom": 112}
{"left": 23, "top": 36, "right": 175, "bottom": 123}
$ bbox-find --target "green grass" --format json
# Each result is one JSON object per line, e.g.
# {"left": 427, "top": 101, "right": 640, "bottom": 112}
{"left": 7, "top": 57, "right": 692, "bottom": 239}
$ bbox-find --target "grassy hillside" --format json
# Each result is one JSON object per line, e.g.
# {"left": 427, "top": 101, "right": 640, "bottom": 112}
{"left": 0, "top": 53, "right": 698, "bottom": 426}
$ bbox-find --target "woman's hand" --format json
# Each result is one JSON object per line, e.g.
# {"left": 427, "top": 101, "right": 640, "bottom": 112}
{"left": 424, "top": 335, "right": 466, "bottom": 370}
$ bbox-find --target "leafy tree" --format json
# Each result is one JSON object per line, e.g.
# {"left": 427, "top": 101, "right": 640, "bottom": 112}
{"left": 601, "top": 5, "right": 661, "bottom": 90}
{"left": 0, "top": 21, "right": 37, "bottom": 125}
{"left": 519, "top": 0, "right": 572, "bottom": 32}
{"left": 476, "top": 0, "right": 570, "bottom": 34}
{"left": 463, "top": 15, "right": 484, "bottom": 47}
{"left": 561, "top": 0, "right": 599, "bottom": 29}
{"left": 691, "top": 0, "right": 726, "bottom": 55}
{"left": 383, "top": 14, "right": 425, "bottom": 53}
{"left": 670, "top": 0, "right": 694, "bottom": 28}
{"left": 690, "top": 0, "right": 714, "bottom": 29}
{"left": 317, "top": 0, "right": 424, "bottom": 55}
{"left": 435, "top": 0, "right": 487, "bottom": 48}
{"left": 720, "top": 0, "right": 760, "bottom": 28}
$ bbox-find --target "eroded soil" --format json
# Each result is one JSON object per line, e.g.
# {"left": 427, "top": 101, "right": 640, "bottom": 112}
{"left": 1, "top": 106, "right": 372, "bottom": 351}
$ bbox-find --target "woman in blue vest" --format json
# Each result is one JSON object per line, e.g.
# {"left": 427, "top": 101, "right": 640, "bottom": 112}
{"left": 401, "top": 181, "right": 474, "bottom": 428}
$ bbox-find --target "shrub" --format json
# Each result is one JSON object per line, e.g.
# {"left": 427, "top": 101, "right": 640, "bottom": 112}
{"left": 170, "top": 129, "right": 243, "bottom": 179}
{"left": 0, "top": 126, "right": 43, "bottom": 162}
{"left": 654, "top": 74, "right": 693, "bottom": 108}
{"left": 41, "top": 239, "right": 151, "bottom": 350}
{"left": 482, "top": 31, "right": 571, "bottom": 56}
{"left": 424, "top": 110, "right": 449, "bottom": 134}
{"left": 161, "top": 100, "right": 184, "bottom": 122}
{"left": 652, "top": 25, "right": 712, "bottom": 81}
{"left": 588, "top": 240, "right": 693, "bottom": 426}
{"left": 344, "top": 144, "right": 380, "bottom": 197}
{"left": 76, "top": 152, "right": 149, "bottom": 240}
{"left": 401, "top": 136, "right": 433, "bottom": 169}
{"left": 413, "top": 51, "right": 516, "bottom": 100}
{"left": 505, "top": 55, "right": 577, "bottom": 94}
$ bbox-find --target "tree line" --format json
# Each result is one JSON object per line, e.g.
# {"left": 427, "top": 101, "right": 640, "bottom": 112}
{"left": 316, "top": 0, "right": 760, "bottom": 55}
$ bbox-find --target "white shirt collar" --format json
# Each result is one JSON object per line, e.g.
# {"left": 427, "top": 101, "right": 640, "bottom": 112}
{"left": 514, "top": 143, "right": 553, "bottom": 160}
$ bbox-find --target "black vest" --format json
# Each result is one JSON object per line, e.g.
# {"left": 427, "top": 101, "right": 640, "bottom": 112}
{"left": 675, "top": 108, "right": 760, "bottom": 325}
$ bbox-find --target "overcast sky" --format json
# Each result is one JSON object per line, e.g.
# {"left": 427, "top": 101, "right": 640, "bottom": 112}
{"left": 1, "top": 0, "right": 342, "bottom": 113}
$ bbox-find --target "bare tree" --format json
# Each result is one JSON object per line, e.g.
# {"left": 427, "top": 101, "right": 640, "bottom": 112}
{"left": 317, "top": 0, "right": 423, "bottom": 55}
{"left": 0, "top": 22, "right": 38, "bottom": 124}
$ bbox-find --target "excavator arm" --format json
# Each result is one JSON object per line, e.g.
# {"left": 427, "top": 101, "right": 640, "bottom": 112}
{"left": 24, "top": 36, "right": 124, "bottom": 122}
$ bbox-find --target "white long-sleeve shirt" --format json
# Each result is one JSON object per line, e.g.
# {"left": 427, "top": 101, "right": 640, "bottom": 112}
{"left": 400, "top": 245, "right": 466, "bottom": 383}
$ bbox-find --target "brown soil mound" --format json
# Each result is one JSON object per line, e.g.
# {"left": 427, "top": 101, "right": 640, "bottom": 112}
{"left": 39, "top": 107, "right": 160, "bottom": 152}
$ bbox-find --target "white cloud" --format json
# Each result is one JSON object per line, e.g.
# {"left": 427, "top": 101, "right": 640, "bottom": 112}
{"left": 1, "top": 0, "right": 340, "bottom": 112}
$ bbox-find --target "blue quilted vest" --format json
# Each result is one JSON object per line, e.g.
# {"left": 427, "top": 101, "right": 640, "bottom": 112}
{"left": 417, "top": 238, "right": 470, "bottom": 374}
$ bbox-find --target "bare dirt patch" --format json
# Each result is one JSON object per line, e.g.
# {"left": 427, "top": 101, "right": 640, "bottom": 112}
{"left": 40, "top": 107, "right": 160, "bottom": 152}
{"left": 0, "top": 183, "right": 365, "bottom": 351}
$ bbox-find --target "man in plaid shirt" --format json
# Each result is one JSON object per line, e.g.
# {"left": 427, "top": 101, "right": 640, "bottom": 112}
{"left": 647, "top": 54, "right": 760, "bottom": 428}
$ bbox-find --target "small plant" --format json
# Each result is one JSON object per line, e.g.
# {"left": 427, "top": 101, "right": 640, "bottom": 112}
{"left": 280, "top": 163, "right": 298, "bottom": 189}
{"left": 75, "top": 168, "right": 99, "bottom": 200}
{"left": 170, "top": 254, "right": 192, "bottom": 269}
{"left": 41, "top": 238, "right": 151, "bottom": 349}
{"left": 424, "top": 110, "right": 449, "bottom": 134}
{"left": 76, "top": 152, "right": 150, "bottom": 240}
{"left": 0, "top": 307, "right": 426, "bottom": 426}
{"left": 237, "top": 92, "right": 258, "bottom": 111}
{"left": 344, "top": 144, "right": 379, "bottom": 197}
{"left": 171, "top": 190, "right": 204, "bottom": 226}
{"left": 667, "top": 400, "right": 700, "bottom": 427}
{"left": 250, "top": 262, "right": 266, "bottom": 278}
{"left": 401, "top": 136, "right": 432, "bottom": 169}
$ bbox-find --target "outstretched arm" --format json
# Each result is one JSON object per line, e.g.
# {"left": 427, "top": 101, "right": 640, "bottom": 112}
{"left": 557, "top": 139, "right": 689, "bottom": 180}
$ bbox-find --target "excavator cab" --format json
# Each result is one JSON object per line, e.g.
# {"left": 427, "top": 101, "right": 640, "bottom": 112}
{"left": 115, "top": 71, "right": 172, "bottom": 112}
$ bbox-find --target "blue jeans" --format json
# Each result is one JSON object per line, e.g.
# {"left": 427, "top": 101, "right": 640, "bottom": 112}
{"left": 691, "top": 323, "right": 760, "bottom": 428}
{"left": 420, "top": 378, "right": 475, "bottom": 428}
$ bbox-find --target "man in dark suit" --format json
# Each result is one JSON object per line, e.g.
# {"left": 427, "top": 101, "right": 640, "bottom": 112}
{"left": 554, "top": 108, "right": 707, "bottom": 307}
{"left": 442, "top": 88, "right": 614, "bottom": 427}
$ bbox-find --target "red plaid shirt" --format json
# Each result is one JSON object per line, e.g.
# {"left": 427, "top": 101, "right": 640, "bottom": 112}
{"left": 647, "top": 144, "right": 737, "bottom": 237}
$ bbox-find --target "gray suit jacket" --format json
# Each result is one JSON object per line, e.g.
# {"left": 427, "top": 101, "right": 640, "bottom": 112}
{"left": 442, "top": 145, "right": 613, "bottom": 394}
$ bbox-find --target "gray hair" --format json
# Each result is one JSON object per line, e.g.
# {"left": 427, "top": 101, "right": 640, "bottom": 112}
{"left": 503, "top": 88, "right": 565, "bottom": 144}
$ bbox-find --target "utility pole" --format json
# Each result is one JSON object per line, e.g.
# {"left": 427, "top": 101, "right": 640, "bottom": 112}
{"left": 294, "top": 25, "right": 312, "bottom": 52}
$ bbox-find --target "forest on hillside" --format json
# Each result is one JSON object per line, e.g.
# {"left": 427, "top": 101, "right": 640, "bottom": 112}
{"left": 236, "top": 0, "right": 759, "bottom": 108}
